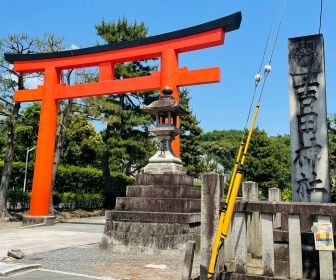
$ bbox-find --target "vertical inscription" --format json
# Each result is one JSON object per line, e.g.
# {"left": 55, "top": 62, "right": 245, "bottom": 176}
{"left": 288, "top": 34, "right": 330, "bottom": 202}
{"left": 158, "top": 138, "right": 168, "bottom": 158}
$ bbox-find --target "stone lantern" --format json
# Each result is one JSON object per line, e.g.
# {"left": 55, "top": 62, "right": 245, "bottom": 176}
{"left": 140, "top": 86, "right": 190, "bottom": 174}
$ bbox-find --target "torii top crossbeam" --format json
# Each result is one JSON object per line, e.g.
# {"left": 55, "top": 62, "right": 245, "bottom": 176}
{"left": 5, "top": 12, "right": 241, "bottom": 217}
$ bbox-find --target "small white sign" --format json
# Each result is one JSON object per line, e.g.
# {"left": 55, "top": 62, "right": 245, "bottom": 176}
{"left": 311, "top": 222, "right": 334, "bottom": 251}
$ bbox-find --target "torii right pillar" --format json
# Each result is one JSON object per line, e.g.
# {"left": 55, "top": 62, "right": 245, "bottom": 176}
{"left": 288, "top": 34, "right": 330, "bottom": 202}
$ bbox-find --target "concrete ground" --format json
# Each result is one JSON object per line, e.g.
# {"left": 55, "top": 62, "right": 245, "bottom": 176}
{"left": 0, "top": 216, "right": 200, "bottom": 280}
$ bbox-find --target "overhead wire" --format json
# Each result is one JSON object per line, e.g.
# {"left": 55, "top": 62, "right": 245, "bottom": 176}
{"left": 226, "top": 0, "right": 288, "bottom": 211}
{"left": 242, "top": 0, "right": 279, "bottom": 135}
{"left": 208, "top": 3, "right": 290, "bottom": 278}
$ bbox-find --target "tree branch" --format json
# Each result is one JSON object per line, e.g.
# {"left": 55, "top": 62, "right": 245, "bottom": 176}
{"left": 0, "top": 97, "right": 14, "bottom": 107}
{"left": 328, "top": 125, "right": 336, "bottom": 134}
{"left": 0, "top": 109, "right": 11, "bottom": 117}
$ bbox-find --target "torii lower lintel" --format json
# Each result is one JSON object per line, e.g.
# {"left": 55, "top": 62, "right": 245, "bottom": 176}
{"left": 4, "top": 12, "right": 241, "bottom": 218}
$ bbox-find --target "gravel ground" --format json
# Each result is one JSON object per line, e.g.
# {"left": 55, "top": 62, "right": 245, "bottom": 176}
{"left": 2, "top": 217, "right": 200, "bottom": 280}
{"left": 16, "top": 244, "right": 201, "bottom": 280}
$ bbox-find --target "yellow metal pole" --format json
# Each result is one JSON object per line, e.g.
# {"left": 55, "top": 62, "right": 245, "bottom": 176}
{"left": 226, "top": 141, "right": 244, "bottom": 204}
{"left": 221, "top": 104, "right": 259, "bottom": 238}
{"left": 207, "top": 210, "right": 226, "bottom": 279}
{"left": 241, "top": 104, "right": 260, "bottom": 166}
{"left": 206, "top": 104, "right": 260, "bottom": 279}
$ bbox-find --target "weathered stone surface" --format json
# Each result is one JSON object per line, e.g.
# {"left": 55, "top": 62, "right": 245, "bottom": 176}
{"left": 135, "top": 173, "right": 194, "bottom": 187}
{"left": 106, "top": 211, "right": 201, "bottom": 223}
{"left": 200, "top": 173, "right": 223, "bottom": 279}
{"left": 126, "top": 185, "right": 201, "bottom": 199}
{"left": 115, "top": 197, "right": 201, "bottom": 213}
{"left": 104, "top": 173, "right": 201, "bottom": 253}
{"left": 261, "top": 213, "right": 274, "bottom": 277}
{"left": 231, "top": 200, "right": 336, "bottom": 215}
{"left": 144, "top": 162, "right": 187, "bottom": 174}
{"left": 22, "top": 216, "right": 54, "bottom": 226}
{"left": 105, "top": 221, "right": 200, "bottom": 250}
{"left": 182, "top": 240, "right": 196, "bottom": 280}
{"left": 217, "top": 272, "right": 289, "bottom": 280}
{"left": 243, "top": 182, "right": 262, "bottom": 258}
{"left": 288, "top": 34, "right": 330, "bottom": 203}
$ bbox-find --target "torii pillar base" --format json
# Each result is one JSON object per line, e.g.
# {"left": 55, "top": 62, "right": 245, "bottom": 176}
{"left": 22, "top": 216, "right": 55, "bottom": 226}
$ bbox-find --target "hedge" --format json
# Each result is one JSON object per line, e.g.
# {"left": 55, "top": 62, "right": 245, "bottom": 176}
{"left": 0, "top": 161, "right": 135, "bottom": 197}
{"left": 7, "top": 190, "right": 104, "bottom": 210}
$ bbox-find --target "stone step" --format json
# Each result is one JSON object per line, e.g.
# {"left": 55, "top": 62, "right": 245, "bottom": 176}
{"left": 107, "top": 222, "right": 200, "bottom": 250}
{"left": 106, "top": 210, "right": 201, "bottom": 223}
{"left": 135, "top": 173, "right": 194, "bottom": 187}
{"left": 115, "top": 197, "right": 201, "bottom": 213}
{"left": 126, "top": 185, "right": 201, "bottom": 199}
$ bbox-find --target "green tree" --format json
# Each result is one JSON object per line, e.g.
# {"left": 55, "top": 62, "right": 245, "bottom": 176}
{"left": 179, "top": 88, "right": 205, "bottom": 177}
{"left": 83, "top": 17, "right": 158, "bottom": 208}
{"left": 199, "top": 129, "right": 291, "bottom": 197}
{"left": 200, "top": 129, "right": 243, "bottom": 171}
{"left": 328, "top": 113, "right": 336, "bottom": 201}
{"left": 0, "top": 34, "right": 65, "bottom": 219}
{"left": 61, "top": 114, "right": 103, "bottom": 167}
{"left": 14, "top": 102, "right": 40, "bottom": 162}
{"left": 0, "top": 34, "right": 38, "bottom": 219}
{"left": 244, "top": 129, "right": 291, "bottom": 197}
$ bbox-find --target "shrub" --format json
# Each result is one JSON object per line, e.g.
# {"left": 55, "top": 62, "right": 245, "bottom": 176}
{"left": 0, "top": 161, "right": 135, "bottom": 199}
{"left": 7, "top": 190, "right": 31, "bottom": 209}
{"left": 281, "top": 187, "right": 292, "bottom": 202}
{"left": 62, "top": 192, "right": 76, "bottom": 209}
{"left": 194, "top": 182, "right": 202, "bottom": 188}
{"left": 53, "top": 192, "right": 62, "bottom": 207}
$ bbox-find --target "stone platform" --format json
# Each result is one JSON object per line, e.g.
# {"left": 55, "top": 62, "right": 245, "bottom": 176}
{"left": 103, "top": 173, "right": 201, "bottom": 253}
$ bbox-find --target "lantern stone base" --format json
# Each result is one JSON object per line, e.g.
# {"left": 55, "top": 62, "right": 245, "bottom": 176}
{"left": 101, "top": 173, "right": 201, "bottom": 254}
{"left": 143, "top": 162, "right": 186, "bottom": 174}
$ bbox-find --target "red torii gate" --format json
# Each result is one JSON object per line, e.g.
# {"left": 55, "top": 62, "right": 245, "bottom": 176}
{"left": 5, "top": 12, "right": 241, "bottom": 218}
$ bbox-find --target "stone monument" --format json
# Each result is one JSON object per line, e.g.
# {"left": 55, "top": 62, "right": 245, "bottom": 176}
{"left": 102, "top": 87, "right": 201, "bottom": 254}
{"left": 288, "top": 34, "right": 330, "bottom": 202}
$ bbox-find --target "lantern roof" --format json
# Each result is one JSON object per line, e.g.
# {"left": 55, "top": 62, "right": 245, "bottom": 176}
{"left": 140, "top": 87, "right": 190, "bottom": 116}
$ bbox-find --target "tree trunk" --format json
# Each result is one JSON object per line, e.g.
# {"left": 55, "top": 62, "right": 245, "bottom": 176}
{"left": 101, "top": 124, "right": 115, "bottom": 209}
{"left": 49, "top": 99, "right": 73, "bottom": 214}
{"left": 0, "top": 102, "right": 21, "bottom": 219}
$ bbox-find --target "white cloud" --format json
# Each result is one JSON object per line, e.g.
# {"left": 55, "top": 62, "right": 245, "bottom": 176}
{"left": 69, "top": 44, "right": 79, "bottom": 50}
{"left": 24, "top": 76, "right": 42, "bottom": 89}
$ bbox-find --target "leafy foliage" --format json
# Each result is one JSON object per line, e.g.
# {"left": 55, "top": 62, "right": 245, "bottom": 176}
{"left": 84, "top": 17, "right": 158, "bottom": 178}
{"left": 0, "top": 161, "right": 134, "bottom": 202}
{"left": 14, "top": 102, "right": 41, "bottom": 162}
{"left": 61, "top": 114, "right": 103, "bottom": 167}
{"left": 6, "top": 190, "right": 104, "bottom": 210}
{"left": 328, "top": 113, "right": 336, "bottom": 201}
{"left": 200, "top": 129, "right": 291, "bottom": 196}
{"left": 200, "top": 129, "right": 244, "bottom": 171}
{"left": 179, "top": 88, "right": 205, "bottom": 177}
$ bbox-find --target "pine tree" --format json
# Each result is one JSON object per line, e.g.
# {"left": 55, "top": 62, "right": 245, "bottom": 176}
{"left": 179, "top": 88, "right": 205, "bottom": 177}
{"left": 83, "top": 17, "right": 158, "bottom": 208}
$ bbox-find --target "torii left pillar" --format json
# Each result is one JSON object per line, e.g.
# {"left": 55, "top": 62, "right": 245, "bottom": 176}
{"left": 5, "top": 12, "right": 241, "bottom": 224}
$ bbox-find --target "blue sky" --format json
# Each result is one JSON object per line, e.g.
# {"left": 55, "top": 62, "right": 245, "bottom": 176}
{"left": 1, "top": 1, "right": 335, "bottom": 136}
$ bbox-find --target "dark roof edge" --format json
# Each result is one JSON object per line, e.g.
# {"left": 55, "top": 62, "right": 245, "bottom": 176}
{"left": 5, "top": 12, "right": 241, "bottom": 63}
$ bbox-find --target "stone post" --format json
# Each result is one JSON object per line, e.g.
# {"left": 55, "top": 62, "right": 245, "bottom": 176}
{"left": 288, "top": 34, "right": 330, "bottom": 202}
{"left": 200, "top": 173, "right": 223, "bottom": 279}
{"left": 243, "top": 181, "right": 261, "bottom": 258}
{"left": 182, "top": 240, "right": 196, "bottom": 280}
{"left": 317, "top": 215, "right": 333, "bottom": 280}
{"left": 268, "top": 188, "right": 281, "bottom": 229}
